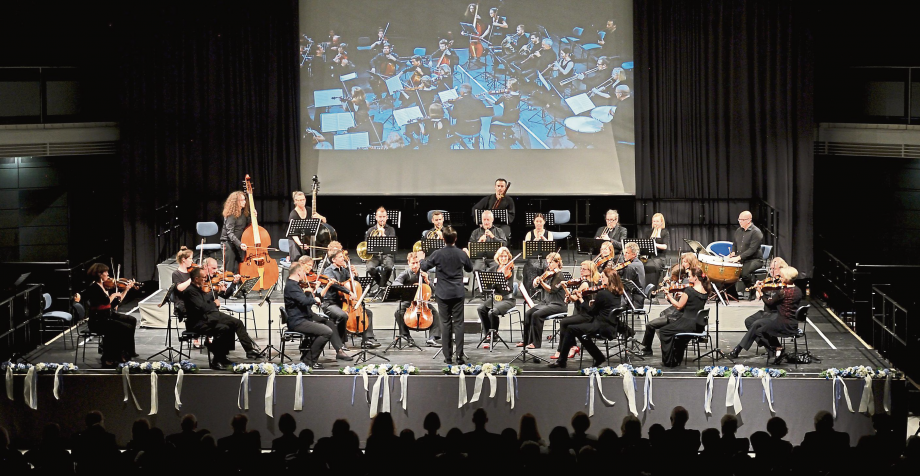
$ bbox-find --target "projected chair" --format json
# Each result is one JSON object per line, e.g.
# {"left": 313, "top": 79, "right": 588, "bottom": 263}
{"left": 580, "top": 31, "right": 605, "bottom": 60}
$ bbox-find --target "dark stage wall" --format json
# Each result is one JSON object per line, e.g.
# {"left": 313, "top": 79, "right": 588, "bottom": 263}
{"left": 0, "top": 374, "right": 906, "bottom": 449}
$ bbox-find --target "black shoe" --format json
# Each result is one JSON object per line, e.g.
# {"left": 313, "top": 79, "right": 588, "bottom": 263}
{"left": 426, "top": 338, "right": 438, "bottom": 347}
{"left": 456, "top": 358, "right": 466, "bottom": 365}
{"left": 336, "top": 351, "right": 352, "bottom": 361}
{"left": 363, "top": 340, "right": 382, "bottom": 349}
{"left": 444, "top": 357, "right": 453, "bottom": 365}
{"left": 246, "top": 351, "right": 262, "bottom": 360}
{"left": 773, "top": 351, "right": 786, "bottom": 365}
{"left": 311, "top": 362, "right": 324, "bottom": 370}
{"left": 729, "top": 347, "right": 742, "bottom": 359}
{"left": 593, "top": 357, "right": 607, "bottom": 367}
{"left": 406, "top": 337, "right": 416, "bottom": 346}
{"left": 209, "top": 361, "right": 226, "bottom": 370}
{"left": 641, "top": 348, "right": 653, "bottom": 357}
{"left": 547, "top": 361, "right": 567, "bottom": 369}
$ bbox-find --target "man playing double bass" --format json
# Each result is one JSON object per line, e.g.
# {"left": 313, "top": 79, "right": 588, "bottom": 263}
{"left": 321, "top": 249, "right": 381, "bottom": 348}
{"left": 392, "top": 253, "right": 441, "bottom": 347}
{"left": 472, "top": 178, "right": 515, "bottom": 238}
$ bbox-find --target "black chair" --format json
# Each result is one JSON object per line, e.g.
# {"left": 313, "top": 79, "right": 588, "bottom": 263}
{"left": 279, "top": 308, "right": 315, "bottom": 363}
{"left": 765, "top": 305, "right": 811, "bottom": 368}
{"left": 178, "top": 330, "right": 211, "bottom": 366}
{"left": 675, "top": 309, "right": 713, "bottom": 370}
{"left": 73, "top": 303, "right": 104, "bottom": 363}
{"left": 577, "top": 308, "right": 628, "bottom": 369}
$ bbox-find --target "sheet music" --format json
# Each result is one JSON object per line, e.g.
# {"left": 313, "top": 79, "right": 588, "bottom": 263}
{"left": 321, "top": 112, "right": 356, "bottom": 133}
{"left": 438, "top": 88, "right": 459, "bottom": 103}
{"left": 385, "top": 75, "right": 405, "bottom": 95}
{"left": 339, "top": 72, "right": 358, "bottom": 82}
{"left": 333, "top": 132, "right": 370, "bottom": 150}
{"left": 520, "top": 285, "right": 535, "bottom": 308}
{"left": 565, "top": 93, "right": 596, "bottom": 115}
{"left": 314, "top": 88, "right": 344, "bottom": 108}
{"left": 392, "top": 106, "right": 425, "bottom": 127}
{"left": 537, "top": 72, "right": 552, "bottom": 91}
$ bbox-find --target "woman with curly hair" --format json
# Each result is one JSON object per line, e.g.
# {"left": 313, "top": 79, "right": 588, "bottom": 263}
{"left": 220, "top": 191, "right": 252, "bottom": 274}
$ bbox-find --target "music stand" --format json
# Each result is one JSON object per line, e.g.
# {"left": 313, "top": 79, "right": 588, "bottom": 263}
{"left": 576, "top": 237, "right": 600, "bottom": 256}
{"left": 508, "top": 285, "right": 549, "bottom": 364}
{"left": 350, "top": 277, "right": 389, "bottom": 363}
{"left": 287, "top": 218, "right": 321, "bottom": 259}
{"left": 421, "top": 238, "right": 445, "bottom": 254}
{"left": 474, "top": 209, "right": 509, "bottom": 225}
{"left": 625, "top": 238, "right": 658, "bottom": 258}
{"left": 468, "top": 241, "right": 502, "bottom": 261}
{"left": 524, "top": 212, "right": 555, "bottom": 227}
{"left": 381, "top": 285, "right": 424, "bottom": 352}
{"left": 620, "top": 279, "right": 648, "bottom": 361}
{"left": 696, "top": 282, "right": 733, "bottom": 363}
{"left": 256, "top": 283, "right": 280, "bottom": 361}
{"left": 683, "top": 239, "right": 713, "bottom": 257}
{"left": 149, "top": 284, "right": 189, "bottom": 362}
{"left": 475, "top": 271, "right": 512, "bottom": 352}
{"left": 229, "top": 276, "right": 262, "bottom": 347}
{"left": 523, "top": 240, "right": 556, "bottom": 260}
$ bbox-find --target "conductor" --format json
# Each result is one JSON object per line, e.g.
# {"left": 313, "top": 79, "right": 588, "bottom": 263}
{"left": 419, "top": 226, "right": 473, "bottom": 365}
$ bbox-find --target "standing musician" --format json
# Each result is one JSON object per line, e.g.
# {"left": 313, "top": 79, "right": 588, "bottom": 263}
{"left": 728, "top": 266, "right": 802, "bottom": 363}
{"left": 618, "top": 241, "right": 647, "bottom": 309}
{"left": 640, "top": 252, "right": 700, "bottom": 356}
{"left": 644, "top": 212, "right": 670, "bottom": 291}
{"left": 430, "top": 39, "right": 457, "bottom": 72}
{"left": 184, "top": 267, "right": 261, "bottom": 369}
{"left": 83, "top": 263, "right": 137, "bottom": 367}
{"left": 520, "top": 252, "right": 567, "bottom": 350}
{"left": 727, "top": 210, "right": 764, "bottom": 299}
{"left": 522, "top": 212, "right": 554, "bottom": 297}
{"left": 472, "top": 178, "right": 515, "bottom": 237}
{"left": 550, "top": 48, "right": 576, "bottom": 89}
{"left": 548, "top": 268, "right": 624, "bottom": 369}
{"left": 370, "top": 44, "right": 400, "bottom": 103}
{"left": 450, "top": 83, "right": 490, "bottom": 149}
{"left": 393, "top": 253, "right": 441, "bottom": 347}
{"left": 419, "top": 227, "right": 474, "bottom": 365}
{"left": 595, "top": 209, "right": 627, "bottom": 257}
{"left": 550, "top": 261, "right": 602, "bottom": 360}
{"left": 220, "top": 191, "right": 252, "bottom": 275}
{"left": 285, "top": 262, "right": 351, "bottom": 368}
{"left": 476, "top": 246, "right": 516, "bottom": 349}
{"left": 463, "top": 3, "right": 485, "bottom": 65}
{"left": 365, "top": 206, "right": 397, "bottom": 289}
{"left": 287, "top": 191, "right": 327, "bottom": 263}
{"left": 370, "top": 27, "right": 389, "bottom": 54}
{"left": 321, "top": 249, "right": 380, "bottom": 349}
{"left": 466, "top": 210, "right": 508, "bottom": 272}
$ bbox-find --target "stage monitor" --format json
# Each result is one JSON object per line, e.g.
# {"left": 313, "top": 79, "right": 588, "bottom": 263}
{"left": 299, "top": 0, "right": 635, "bottom": 195}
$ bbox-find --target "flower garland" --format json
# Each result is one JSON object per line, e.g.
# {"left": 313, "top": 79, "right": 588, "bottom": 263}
{"left": 233, "top": 363, "right": 312, "bottom": 417}
{"left": 115, "top": 361, "right": 198, "bottom": 415}
{"left": 580, "top": 364, "right": 660, "bottom": 417}
{"left": 118, "top": 360, "right": 199, "bottom": 373}
{"left": 442, "top": 362, "right": 522, "bottom": 375}
{"left": 580, "top": 365, "right": 662, "bottom": 377}
{"left": 696, "top": 365, "right": 787, "bottom": 378}
{"left": 232, "top": 362, "right": 278, "bottom": 374}
{"left": 441, "top": 363, "right": 521, "bottom": 409}
{"left": 819, "top": 366, "right": 902, "bottom": 379}
{"left": 4, "top": 362, "right": 79, "bottom": 408}
{"left": 340, "top": 363, "right": 420, "bottom": 375}
{"left": 344, "top": 364, "right": 420, "bottom": 417}
{"left": 820, "top": 367, "right": 901, "bottom": 418}
{"left": 34, "top": 363, "right": 79, "bottom": 373}
{"left": 2, "top": 362, "right": 34, "bottom": 374}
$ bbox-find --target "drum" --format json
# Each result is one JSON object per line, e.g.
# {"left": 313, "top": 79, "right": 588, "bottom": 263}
{"left": 590, "top": 105, "right": 616, "bottom": 123}
{"left": 699, "top": 254, "right": 742, "bottom": 284}
{"left": 563, "top": 116, "right": 603, "bottom": 147}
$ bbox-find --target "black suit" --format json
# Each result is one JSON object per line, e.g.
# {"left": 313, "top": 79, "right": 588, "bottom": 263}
{"left": 472, "top": 194, "right": 515, "bottom": 238}
{"left": 184, "top": 284, "right": 257, "bottom": 358}
{"left": 664, "top": 427, "right": 701, "bottom": 458}
{"left": 620, "top": 259, "right": 646, "bottom": 308}
{"left": 284, "top": 278, "right": 342, "bottom": 363}
{"left": 421, "top": 244, "right": 473, "bottom": 360}
{"left": 595, "top": 225, "right": 627, "bottom": 254}
{"left": 71, "top": 424, "right": 119, "bottom": 473}
{"left": 365, "top": 224, "right": 397, "bottom": 287}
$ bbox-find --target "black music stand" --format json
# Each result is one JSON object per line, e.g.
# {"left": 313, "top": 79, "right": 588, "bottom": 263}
{"left": 696, "top": 282, "right": 733, "bottom": 363}
{"left": 474, "top": 209, "right": 509, "bottom": 225}
{"left": 366, "top": 236, "right": 398, "bottom": 256}
{"left": 230, "top": 276, "right": 262, "bottom": 344}
{"left": 620, "top": 279, "right": 647, "bottom": 361}
{"left": 287, "top": 218, "right": 321, "bottom": 259}
{"left": 467, "top": 241, "right": 503, "bottom": 302}
{"left": 523, "top": 240, "right": 556, "bottom": 260}
{"left": 524, "top": 212, "right": 555, "bottom": 227}
{"left": 349, "top": 276, "right": 389, "bottom": 363}
{"left": 508, "top": 285, "right": 549, "bottom": 365}
{"left": 625, "top": 238, "right": 658, "bottom": 258}
{"left": 381, "top": 285, "right": 424, "bottom": 352}
{"left": 576, "top": 237, "right": 601, "bottom": 256}
{"left": 421, "top": 238, "right": 446, "bottom": 254}
{"left": 256, "top": 283, "right": 280, "bottom": 361}
{"left": 475, "top": 271, "right": 512, "bottom": 352}
{"left": 149, "top": 284, "right": 189, "bottom": 362}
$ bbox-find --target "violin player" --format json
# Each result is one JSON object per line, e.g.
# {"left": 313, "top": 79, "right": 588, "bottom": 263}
{"left": 285, "top": 261, "right": 351, "bottom": 368}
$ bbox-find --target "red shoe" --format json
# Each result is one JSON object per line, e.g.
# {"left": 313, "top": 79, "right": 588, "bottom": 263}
{"left": 567, "top": 346, "right": 580, "bottom": 358}
{"left": 515, "top": 342, "right": 525, "bottom": 347}
{"left": 550, "top": 352, "right": 560, "bottom": 360}
{"left": 483, "top": 343, "right": 491, "bottom": 349}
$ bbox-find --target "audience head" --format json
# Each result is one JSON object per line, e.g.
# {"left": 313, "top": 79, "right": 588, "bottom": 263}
{"left": 519, "top": 413, "right": 541, "bottom": 443}
{"left": 370, "top": 412, "right": 395, "bottom": 437}
{"left": 423, "top": 412, "right": 441, "bottom": 434}
{"left": 445, "top": 428, "right": 465, "bottom": 452}
{"left": 298, "top": 429, "right": 315, "bottom": 450}
{"left": 279, "top": 413, "right": 297, "bottom": 435}
{"left": 571, "top": 411, "right": 590, "bottom": 435}
{"left": 548, "top": 426, "right": 571, "bottom": 451}
{"left": 331, "top": 419, "right": 350, "bottom": 438}
{"left": 814, "top": 410, "right": 834, "bottom": 432}
{"left": 766, "top": 416, "right": 788, "bottom": 439}
{"left": 597, "top": 428, "right": 619, "bottom": 451}
{"left": 86, "top": 410, "right": 104, "bottom": 428}
{"left": 200, "top": 434, "right": 217, "bottom": 451}
{"left": 399, "top": 428, "right": 416, "bottom": 444}
{"left": 520, "top": 440, "right": 541, "bottom": 459}
{"left": 500, "top": 428, "right": 518, "bottom": 448}
{"left": 181, "top": 414, "right": 198, "bottom": 432}
{"left": 721, "top": 414, "right": 739, "bottom": 436}
{"left": 750, "top": 431, "right": 771, "bottom": 453}
{"left": 871, "top": 413, "right": 892, "bottom": 432}
{"left": 231, "top": 414, "right": 248, "bottom": 433}
{"left": 648, "top": 423, "right": 666, "bottom": 443}
{"left": 345, "top": 431, "right": 360, "bottom": 452}
{"left": 621, "top": 415, "right": 642, "bottom": 439}
{"left": 472, "top": 408, "right": 489, "bottom": 428}
{"left": 670, "top": 406, "right": 690, "bottom": 429}
{"left": 41, "top": 423, "right": 62, "bottom": 444}
{"left": 132, "top": 418, "right": 151, "bottom": 441}
{"left": 701, "top": 428, "right": 721, "bottom": 450}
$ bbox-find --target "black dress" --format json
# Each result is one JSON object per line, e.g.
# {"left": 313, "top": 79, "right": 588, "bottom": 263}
{"left": 287, "top": 208, "right": 313, "bottom": 262}
{"left": 83, "top": 283, "right": 137, "bottom": 363}
{"left": 221, "top": 213, "right": 250, "bottom": 274}
{"left": 658, "top": 287, "right": 707, "bottom": 367}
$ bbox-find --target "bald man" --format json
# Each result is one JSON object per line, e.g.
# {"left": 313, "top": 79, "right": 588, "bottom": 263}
{"left": 728, "top": 211, "right": 764, "bottom": 299}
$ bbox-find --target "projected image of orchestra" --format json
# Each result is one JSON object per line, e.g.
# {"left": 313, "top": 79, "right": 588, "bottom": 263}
{"left": 299, "top": 0, "right": 633, "bottom": 151}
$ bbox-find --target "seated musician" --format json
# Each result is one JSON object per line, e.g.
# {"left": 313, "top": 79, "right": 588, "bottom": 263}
{"left": 590, "top": 67, "right": 627, "bottom": 103}
{"left": 83, "top": 263, "right": 137, "bottom": 367}
{"left": 370, "top": 44, "right": 400, "bottom": 103}
{"left": 433, "top": 64, "right": 453, "bottom": 91}
{"left": 640, "top": 252, "right": 700, "bottom": 356}
{"left": 727, "top": 210, "right": 764, "bottom": 300}
{"left": 321, "top": 249, "right": 380, "bottom": 348}
{"left": 488, "top": 78, "right": 522, "bottom": 134}
{"left": 726, "top": 258, "right": 788, "bottom": 361}
{"left": 520, "top": 252, "right": 567, "bottom": 349}
{"left": 657, "top": 267, "right": 711, "bottom": 367}
{"left": 577, "top": 56, "right": 610, "bottom": 93}
{"left": 611, "top": 84, "right": 635, "bottom": 144}
{"left": 331, "top": 51, "right": 355, "bottom": 79}
{"left": 365, "top": 206, "right": 397, "bottom": 288}
{"left": 729, "top": 266, "right": 802, "bottom": 364}
{"left": 317, "top": 240, "right": 342, "bottom": 272}
{"left": 393, "top": 252, "right": 441, "bottom": 347}
{"left": 551, "top": 260, "right": 602, "bottom": 360}
{"left": 450, "top": 83, "right": 490, "bottom": 149}
{"left": 512, "top": 32, "right": 541, "bottom": 69}
{"left": 521, "top": 38, "right": 557, "bottom": 82}
{"left": 408, "top": 55, "right": 432, "bottom": 83}
{"left": 285, "top": 262, "right": 351, "bottom": 368}
{"left": 429, "top": 39, "right": 457, "bottom": 73}
{"left": 501, "top": 24, "right": 527, "bottom": 57}
{"left": 421, "top": 103, "right": 450, "bottom": 149}
{"left": 201, "top": 257, "right": 242, "bottom": 299}
{"left": 522, "top": 212, "right": 554, "bottom": 296}
{"left": 618, "top": 242, "right": 647, "bottom": 309}
{"left": 595, "top": 209, "right": 628, "bottom": 257}
{"left": 424, "top": 210, "right": 446, "bottom": 240}
{"left": 465, "top": 210, "right": 508, "bottom": 272}
{"left": 644, "top": 212, "right": 670, "bottom": 292}
{"left": 548, "top": 268, "right": 625, "bottom": 369}
{"left": 184, "top": 267, "right": 261, "bottom": 369}
{"left": 594, "top": 241, "right": 616, "bottom": 271}
{"left": 472, "top": 178, "right": 515, "bottom": 237}
{"left": 476, "top": 246, "right": 516, "bottom": 349}
{"left": 550, "top": 48, "right": 576, "bottom": 90}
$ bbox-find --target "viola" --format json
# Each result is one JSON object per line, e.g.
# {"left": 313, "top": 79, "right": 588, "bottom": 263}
{"left": 103, "top": 278, "right": 142, "bottom": 291}
{"left": 759, "top": 283, "right": 796, "bottom": 291}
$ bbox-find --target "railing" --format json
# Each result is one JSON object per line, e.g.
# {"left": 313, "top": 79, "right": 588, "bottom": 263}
{"left": 0, "top": 284, "right": 43, "bottom": 362}
{"left": 870, "top": 286, "right": 913, "bottom": 377}
{"left": 814, "top": 250, "right": 857, "bottom": 327}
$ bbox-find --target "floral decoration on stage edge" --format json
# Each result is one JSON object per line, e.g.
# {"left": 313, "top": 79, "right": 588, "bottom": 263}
{"left": 117, "top": 361, "right": 199, "bottom": 373}
{"left": 580, "top": 364, "right": 662, "bottom": 377}
{"left": 340, "top": 364, "right": 419, "bottom": 375}
{"left": 696, "top": 365, "right": 787, "bottom": 378}
{"left": 231, "top": 363, "right": 313, "bottom": 375}
{"left": 819, "top": 366, "right": 903, "bottom": 379}
{"left": 2, "top": 362, "right": 79, "bottom": 373}
{"left": 442, "top": 363, "right": 522, "bottom": 375}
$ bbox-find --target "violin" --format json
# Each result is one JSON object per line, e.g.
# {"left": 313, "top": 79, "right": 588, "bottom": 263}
{"left": 759, "top": 283, "right": 796, "bottom": 291}
{"left": 594, "top": 254, "right": 612, "bottom": 268}
{"left": 557, "top": 277, "right": 586, "bottom": 288}
{"left": 403, "top": 274, "right": 433, "bottom": 331}
{"left": 745, "top": 276, "right": 778, "bottom": 291}
{"left": 103, "top": 277, "right": 142, "bottom": 291}
{"left": 304, "top": 271, "right": 330, "bottom": 286}
{"left": 658, "top": 283, "right": 691, "bottom": 295}
{"left": 613, "top": 259, "right": 632, "bottom": 272}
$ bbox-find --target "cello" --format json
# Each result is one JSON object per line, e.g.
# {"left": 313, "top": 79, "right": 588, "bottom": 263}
{"left": 403, "top": 273, "right": 433, "bottom": 331}
{"left": 239, "top": 175, "right": 279, "bottom": 291}
{"left": 341, "top": 251, "right": 370, "bottom": 334}
{"left": 311, "top": 175, "right": 338, "bottom": 249}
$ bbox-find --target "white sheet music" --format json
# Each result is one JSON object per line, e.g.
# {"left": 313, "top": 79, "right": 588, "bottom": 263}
{"left": 321, "top": 112, "right": 356, "bottom": 133}
{"left": 565, "top": 93, "right": 597, "bottom": 115}
{"left": 385, "top": 75, "right": 404, "bottom": 95}
{"left": 338, "top": 72, "right": 358, "bottom": 82}
{"left": 537, "top": 72, "right": 552, "bottom": 91}
{"left": 392, "top": 106, "right": 425, "bottom": 127}
{"left": 438, "top": 88, "right": 459, "bottom": 103}
{"left": 520, "top": 285, "right": 535, "bottom": 308}
{"left": 314, "top": 89, "right": 345, "bottom": 108}
{"left": 333, "top": 132, "right": 370, "bottom": 150}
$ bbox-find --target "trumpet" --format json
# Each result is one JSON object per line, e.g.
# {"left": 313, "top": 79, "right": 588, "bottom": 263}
{"left": 560, "top": 66, "right": 598, "bottom": 85}
{"left": 357, "top": 228, "right": 385, "bottom": 261}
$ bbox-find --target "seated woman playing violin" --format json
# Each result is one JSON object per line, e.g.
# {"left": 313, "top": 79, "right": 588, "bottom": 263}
{"left": 741, "top": 257, "right": 788, "bottom": 330}
{"left": 393, "top": 252, "right": 441, "bottom": 347}
{"left": 729, "top": 265, "right": 801, "bottom": 363}
{"left": 551, "top": 261, "right": 602, "bottom": 360}
{"left": 548, "top": 269, "right": 625, "bottom": 369}
{"left": 519, "top": 252, "right": 566, "bottom": 349}
{"left": 285, "top": 261, "right": 351, "bottom": 368}
{"left": 82, "top": 263, "right": 138, "bottom": 367}
{"left": 476, "top": 246, "right": 516, "bottom": 349}
{"left": 639, "top": 252, "right": 699, "bottom": 356}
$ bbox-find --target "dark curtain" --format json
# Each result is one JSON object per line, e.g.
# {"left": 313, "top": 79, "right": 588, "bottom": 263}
{"left": 634, "top": 0, "right": 815, "bottom": 274}
{"left": 116, "top": 1, "right": 300, "bottom": 278}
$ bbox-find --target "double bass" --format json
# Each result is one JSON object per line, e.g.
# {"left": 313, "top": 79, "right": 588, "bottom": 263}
{"left": 468, "top": 4, "right": 484, "bottom": 60}
{"left": 311, "top": 175, "right": 338, "bottom": 249}
{"left": 403, "top": 274, "right": 433, "bottom": 330}
{"left": 239, "top": 175, "right": 279, "bottom": 291}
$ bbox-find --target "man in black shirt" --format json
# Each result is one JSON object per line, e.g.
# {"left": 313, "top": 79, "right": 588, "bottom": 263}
{"left": 321, "top": 250, "right": 380, "bottom": 348}
{"left": 184, "top": 268, "right": 260, "bottom": 369}
{"left": 727, "top": 210, "right": 764, "bottom": 299}
{"left": 365, "top": 206, "right": 397, "bottom": 289}
{"left": 595, "top": 209, "right": 628, "bottom": 257}
{"left": 466, "top": 210, "right": 508, "bottom": 272}
{"left": 451, "top": 83, "right": 490, "bottom": 148}
{"left": 370, "top": 44, "right": 399, "bottom": 102}
{"left": 472, "top": 178, "right": 515, "bottom": 237}
{"left": 420, "top": 227, "right": 473, "bottom": 364}
{"left": 285, "top": 262, "right": 351, "bottom": 367}
{"left": 619, "top": 242, "right": 646, "bottom": 309}
{"left": 392, "top": 253, "right": 441, "bottom": 346}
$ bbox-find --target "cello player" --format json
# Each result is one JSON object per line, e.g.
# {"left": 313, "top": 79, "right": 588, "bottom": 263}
{"left": 392, "top": 252, "right": 441, "bottom": 347}
{"left": 321, "top": 249, "right": 381, "bottom": 349}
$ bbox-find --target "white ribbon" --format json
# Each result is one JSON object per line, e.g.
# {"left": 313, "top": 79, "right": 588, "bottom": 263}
{"left": 587, "top": 373, "right": 615, "bottom": 417}
{"left": 238, "top": 372, "right": 250, "bottom": 410}
{"left": 399, "top": 374, "right": 408, "bottom": 411}
{"left": 457, "top": 371, "right": 468, "bottom": 408}
{"left": 294, "top": 371, "right": 304, "bottom": 411}
{"left": 642, "top": 372, "right": 654, "bottom": 412}
{"left": 883, "top": 374, "right": 891, "bottom": 414}
{"left": 382, "top": 372, "right": 391, "bottom": 414}
{"left": 5, "top": 365, "right": 13, "bottom": 400}
{"left": 506, "top": 370, "right": 516, "bottom": 409}
{"left": 174, "top": 369, "right": 184, "bottom": 411}
{"left": 704, "top": 371, "right": 715, "bottom": 415}
{"left": 265, "top": 372, "right": 276, "bottom": 418}
{"left": 761, "top": 374, "right": 775, "bottom": 413}
{"left": 725, "top": 374, "right": 743, "bottom": 415}
{"left": 122, "top": 366, "right": 141, "bottom": 410}
{"left": 470, "top": 372, "right": 498, "bottom": 403}
{"left": 148, "top": 373, "right": 159, "bottom": 416}
{"left": 622, "top": 372, "right": 638, "bottom": 417}
{"left": 832, "top": 376, "right": 854, "bottom": 419}
{"left": 23, "top": 367, "right": 37, "bottom": 410}
{"left": 858, "top": 375, "right": 874, "bottom": 415}
{"left": 369, "top": 372, "right": 391, "bottom": 418}
{"left": 361, "top": 370, "right": 371, "bottom": 402}
{"left": 53, "top": 366, "right": 63, "bottom": 400}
